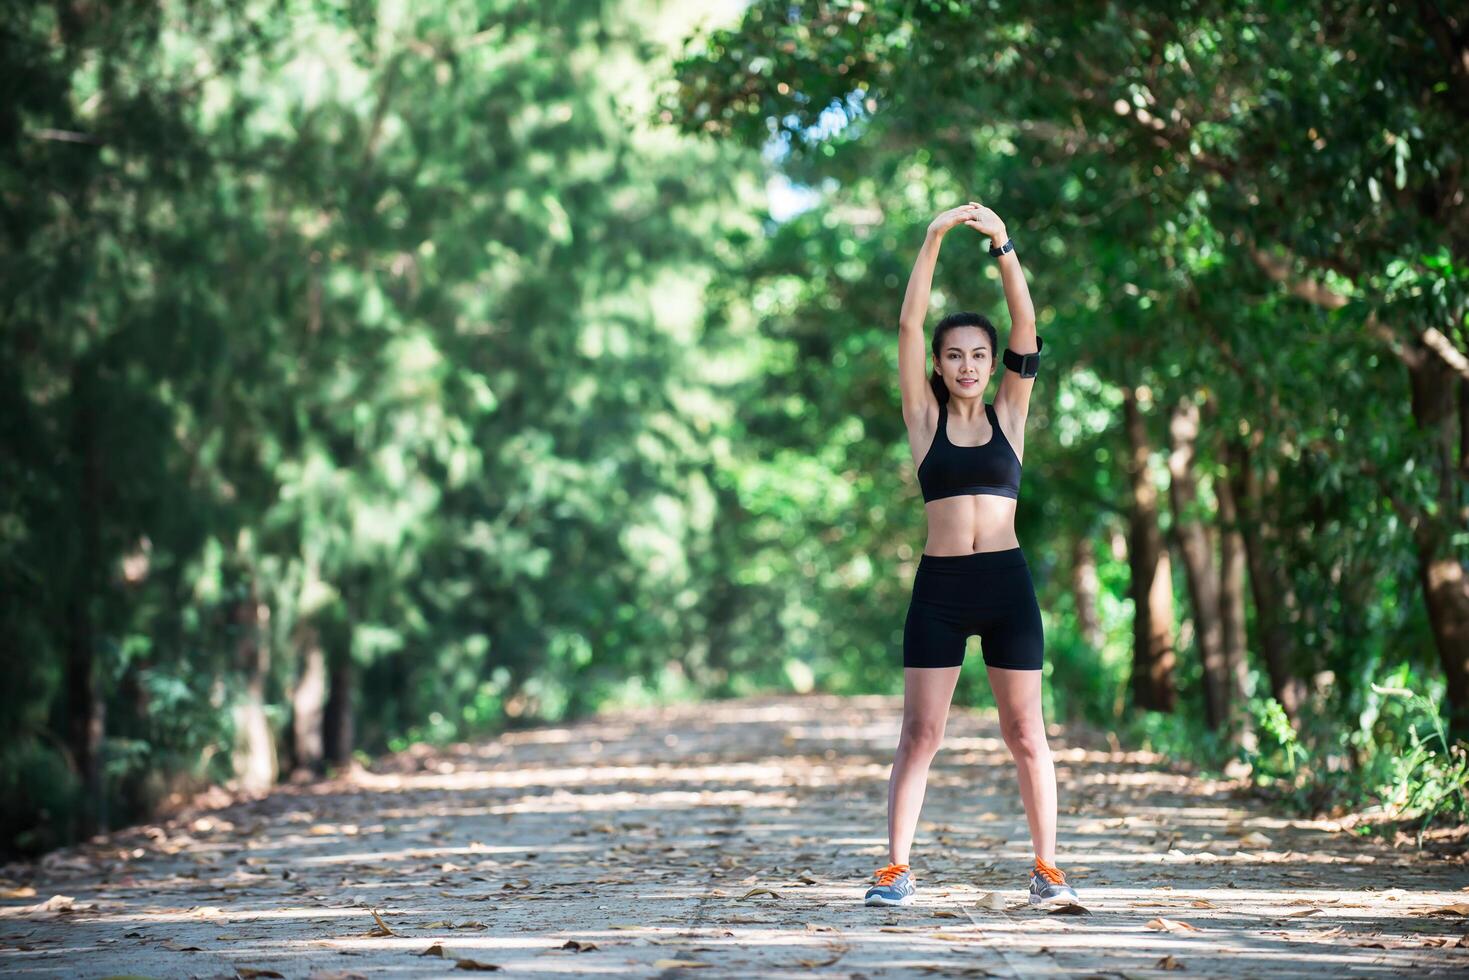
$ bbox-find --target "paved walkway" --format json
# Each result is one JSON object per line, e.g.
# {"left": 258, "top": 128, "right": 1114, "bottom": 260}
{"left": 1, "top": 694, "right": 1466, "bottom": 978}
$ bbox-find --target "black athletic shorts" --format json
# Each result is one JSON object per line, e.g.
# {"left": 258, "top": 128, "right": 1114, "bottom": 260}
{"left": 902, "top": 547, "right": 1044, "bottom": 670}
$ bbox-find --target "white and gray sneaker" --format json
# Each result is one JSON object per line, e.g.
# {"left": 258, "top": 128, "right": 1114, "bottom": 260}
{"left": 1028, "top": 861, "right": 1080, "bottom": 906}
{"left": 864, "top": 863, "right": 916, "bottom": 906}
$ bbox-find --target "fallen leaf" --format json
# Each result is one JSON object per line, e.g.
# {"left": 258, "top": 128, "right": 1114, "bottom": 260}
{"left": 306, "top": 972, "right": 369, "bottom": 980}
{"left": 237, "top": 969, "right": 286, "bottom": 979}
{"left": 1190, "top": 899, "right": 1216, "bottom": 908}
{"left": 794, "top": 945, "right": 847, "bottom": 968}
{"left": 1238, "top": 831, "right": 1273, "bottom": 847}
{"left": 1, "top": 887, "right": 37, "bottom": 899}
{"left": 739, "top": 887, "right": 781, "bottom": 900}
{"left": 160, "top": 940, "right": 203, "bottom": 951}
{"left": 1156, "top": 954, "right": 1184, "bottom": 970}
{"left": 1146, "top": 917, "right": 1201, "bottom": 933}
{"left": 453, "top": 958, "right": 501, "bottom": 971}
{"left": 420, "top": 944, "right": 447, "bottom": 958}
{"left": 652, "top": 960, "right": 709, "bottom": 969}
{"left": 976, "top": 892, "right": 1005, "bottom": 911}
{"left": 1284, "top": 908, "right": 1323, "bottom": 918}
{"left": 366, "top": 908, "right": 397, "bottom": 938}
{"left": 931, "top": 910, "right": 962, "bottom": 919}
{"left": 560, "top": 940, "right": 597, "bottom": 952}
{"left": 1047, "top": 903, "right": 1090, "bottom": 916}
{"left": 1420, "top": 936, "right": 1460, "bottom": 948}
{"left": 1428, "top": 904, "right": 1469, "bottom": 917}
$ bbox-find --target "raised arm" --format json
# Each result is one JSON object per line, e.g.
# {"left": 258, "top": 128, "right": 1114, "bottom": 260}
{"left": 964, "top": 206, "right": 1039, "bottom": 422}
{"left": 899, "top": 204, "right": 982, "bottom": 424}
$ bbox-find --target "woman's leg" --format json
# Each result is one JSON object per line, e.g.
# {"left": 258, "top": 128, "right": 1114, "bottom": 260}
{"left": 986, "top": 666, "right": 1056, "bottom": 862}
{"left": 886, "top": 665, "right": 963, "bottom": 865}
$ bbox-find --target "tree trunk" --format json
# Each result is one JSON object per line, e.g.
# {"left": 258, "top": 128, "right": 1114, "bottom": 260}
{"left": 66, "top": 355, "right": 106, "bottom": 837}
{"left": 1123, "top": 386, "right": 1177, "bottom": 712}
{"left": 324, "top": 651, "right": 355, "bottom": 767}
{"left": 1071, "top": 534, "right": 1104, "bottom": 652}
{"left": 1225, "top": 434, "right": 1306, "bottom": 719}
{"left": 1167, "top": 395, "right": 1229, "bottom": 730}
{"left": 231, "top": 583, "right": 277, "bottom": 794}
{"left": 1408, "top": 342, "right": 1469, "bottom": 739}
{"left": 290, "top": 623, "right": 327, "bottom": 776}
{"left": 1214, "top": 457, "right": 1252, "bottom": 739}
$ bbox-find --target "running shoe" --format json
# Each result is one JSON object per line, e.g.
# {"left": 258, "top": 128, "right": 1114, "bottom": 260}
{"left": 864, "top": 862, "right": 915, "bottom": 906}
{"left": 1028, "top": 858, "right": 1079, "bottom": 905}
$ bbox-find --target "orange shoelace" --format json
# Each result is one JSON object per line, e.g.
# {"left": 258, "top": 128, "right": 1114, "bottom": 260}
{"left": 873, "top": 862, "right": 910, "bottom": 886}
{"left": 1034, "top": 857, "right": 1066, "bottom": 884}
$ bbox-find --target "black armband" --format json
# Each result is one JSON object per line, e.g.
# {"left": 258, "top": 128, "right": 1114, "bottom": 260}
{"left": 1003, "top": 335, "right": 1043, "bottom": 378}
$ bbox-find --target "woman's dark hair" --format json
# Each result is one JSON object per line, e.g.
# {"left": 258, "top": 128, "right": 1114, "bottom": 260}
{"left": 929, "top": 311, "right": 998, "bottom": 404}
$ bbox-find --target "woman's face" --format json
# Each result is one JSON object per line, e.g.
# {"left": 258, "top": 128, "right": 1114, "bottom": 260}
{"left": 936, "top": 326, "right": 993, "bottom": 400}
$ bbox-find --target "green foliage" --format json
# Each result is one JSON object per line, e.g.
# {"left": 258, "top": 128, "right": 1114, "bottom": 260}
{"left": 5, "top": 0, "right": 1468, "bottom": 854}
{"left": 1358, "top": 680, "right": 1469, "bottom": 834}
{"left": 1247, "top": 697, "right": 1309, "bottom": 786}
{"left": 0, "top": 742, "right": 78, "bottom": 855}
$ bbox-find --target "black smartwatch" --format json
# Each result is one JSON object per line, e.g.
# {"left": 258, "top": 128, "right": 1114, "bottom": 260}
{"left": 989, "top": 237, "right": 1014, "bottom": 258}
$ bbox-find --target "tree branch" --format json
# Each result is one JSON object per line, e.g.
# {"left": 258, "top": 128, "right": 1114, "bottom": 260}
{"left": 1247, "top": 245, "right": 1469, "bottom": 381}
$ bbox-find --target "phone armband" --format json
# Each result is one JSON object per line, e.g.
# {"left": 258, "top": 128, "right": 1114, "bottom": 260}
{"left": 1003, "top": 335, "right": 1044, "bottom": 378}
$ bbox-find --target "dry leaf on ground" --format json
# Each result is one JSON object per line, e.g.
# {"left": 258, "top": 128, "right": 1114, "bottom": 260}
{"left": 1146, "top": 917, "right": 1201, "bottom": 933}
{"left": 453, "top": 957, "right": 501, "bottom": 971}
{"left": 365, "top": 908, "right": 396, "bottom": 938}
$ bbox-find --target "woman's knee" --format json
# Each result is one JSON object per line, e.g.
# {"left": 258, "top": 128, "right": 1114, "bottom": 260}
{"left": 1001, "top": 716, "right": 1048, "bottom": 759}
{"left": 899, "top": 717, "right": 946, "bottom": 755}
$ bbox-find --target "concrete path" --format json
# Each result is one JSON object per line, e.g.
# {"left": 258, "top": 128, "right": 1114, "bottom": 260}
{"left": 2, "top": 694, "right": 1466, "bottom": 978}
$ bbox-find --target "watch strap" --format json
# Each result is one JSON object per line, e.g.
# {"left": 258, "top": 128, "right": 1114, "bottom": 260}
{"left": 989, "top": 237, "right": 1015, "bottom": 258}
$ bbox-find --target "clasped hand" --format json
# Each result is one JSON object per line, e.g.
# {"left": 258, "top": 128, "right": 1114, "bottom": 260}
{"left": 928, "top": 201, "right": 1006, "bottom": 243}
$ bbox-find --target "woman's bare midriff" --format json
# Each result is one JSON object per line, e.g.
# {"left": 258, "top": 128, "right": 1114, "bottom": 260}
{"left": 923, "top": 494, "right": 1021, "bottom": 556}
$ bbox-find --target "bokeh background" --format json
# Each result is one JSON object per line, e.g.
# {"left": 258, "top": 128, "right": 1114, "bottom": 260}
{"left": 4, "top": 0, "right": 1467, "bottom": 855}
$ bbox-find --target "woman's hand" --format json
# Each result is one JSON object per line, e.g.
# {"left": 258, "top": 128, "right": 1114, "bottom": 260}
{"left": 961, "top": 201, "right": 1007, "bottom": 242}
{"left": 927, "top": 203, "right": 983, "bottom": 239}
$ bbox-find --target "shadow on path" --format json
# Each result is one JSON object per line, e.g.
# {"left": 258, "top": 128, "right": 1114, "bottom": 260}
{"left": 1, "top": 694, "right": 1466, "bottom": 978}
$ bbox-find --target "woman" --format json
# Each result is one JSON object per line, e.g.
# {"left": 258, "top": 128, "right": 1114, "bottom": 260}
{"left": 863, "top": 202, "right": 1079, "bottom": 908}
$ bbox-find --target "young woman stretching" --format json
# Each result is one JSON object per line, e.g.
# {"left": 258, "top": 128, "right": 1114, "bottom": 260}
{"left": 864, "top": 202, "right": 1078, "bottom": 908}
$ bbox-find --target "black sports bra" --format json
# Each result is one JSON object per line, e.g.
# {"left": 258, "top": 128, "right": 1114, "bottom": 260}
{"left": 917, "top": 401, "right": 1022, "bottom": 502}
